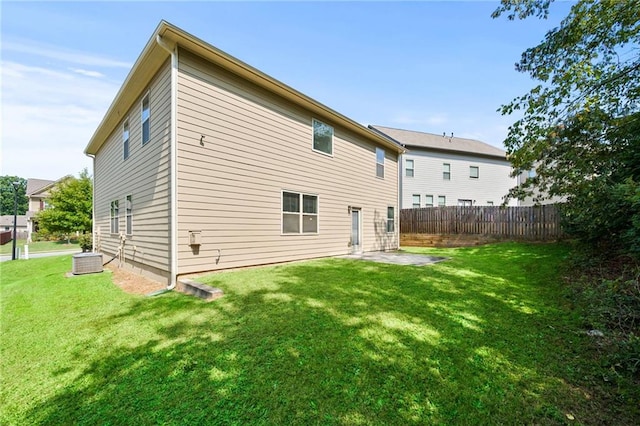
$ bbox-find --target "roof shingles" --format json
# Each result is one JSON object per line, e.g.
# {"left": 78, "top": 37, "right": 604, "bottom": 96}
{"left": 369, "top": 125, "right": 506, "bottom": 159}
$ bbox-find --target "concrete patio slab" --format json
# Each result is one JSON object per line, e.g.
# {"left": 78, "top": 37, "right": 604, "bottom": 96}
{"left": 341, "top": 251, "right": 447, "bottom": 266}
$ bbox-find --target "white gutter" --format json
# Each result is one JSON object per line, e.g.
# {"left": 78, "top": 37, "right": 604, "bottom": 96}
{"left": 87, "top": 153, "right": 96, "bottom": 252}
{"left": 156, "top": 34, "right": 178, "bottom": 290}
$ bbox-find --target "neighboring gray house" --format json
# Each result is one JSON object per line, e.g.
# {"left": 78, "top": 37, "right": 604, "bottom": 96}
{"left": 85, "top": 21, "right": 404, "bottom": 287}
{"left": 370, "top": 125, "right": 518, "bottom": 208}
{"left": 0, "top": 215, "right": 27, "bottom": 240}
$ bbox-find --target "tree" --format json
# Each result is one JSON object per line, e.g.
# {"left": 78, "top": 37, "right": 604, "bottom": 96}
{"left": 0, "top": 176, "right": 27, "bottom": 216}
{"left": 36, "top": 169, "right": 93, "bottom": 239}
{"left": 494, "top": 0, "right": 640, "bottom": 253}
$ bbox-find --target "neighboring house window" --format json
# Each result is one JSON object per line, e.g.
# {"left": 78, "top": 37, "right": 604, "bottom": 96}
{"left": 438, "top": 196, "right": 446, "bottom": 206}
{"left": 123, "top": 120, "right": 130, "bottom": 160}
{"left": 470, "top": 166, "right": 479, "bottom": 179}
{"left": 443, "top": 163, "right": 451, "bottom": 180}
{"left": 487, "top": 201, "right": 494, "bottom": 206}
{"left": 126, "top": 195, "right": 132, "bottom": 235}
{"left": 110, "top": 200, "right": 119, "bottom": 234}
{"left": 376, "top": 148, "right": 385, "bottom": 178}
{"left": 458, "top": 199, "right": 473, "bottom": 207}
{"left": 282, "top": 191, "right": 318, "bottom": 234}
{"left": 425, "top": 195, "right": 434, "bottom": 207}
{"left": 312, "top": 119, "right": 333, "bottom": 155}
{"left": 528, "top": 169, "right": 536, "bottom": 179}
{"left": 405, "top": 159, "right": 414, "bottom": 177}
{"left": 141, "top": 94, "right": 150, "bottom": 145}
{"left": 412, "top": 194, "right": 421, "bottom": 208}
{"left": 386, "top": 207, "right": 395, "bottom": 233}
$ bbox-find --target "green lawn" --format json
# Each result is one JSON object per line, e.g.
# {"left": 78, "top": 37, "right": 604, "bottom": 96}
{"left": 0, "top": 239, "right": 79, "bottom": 255}
{"left": 1, "top": 243, "right": 637, "bottom": 425}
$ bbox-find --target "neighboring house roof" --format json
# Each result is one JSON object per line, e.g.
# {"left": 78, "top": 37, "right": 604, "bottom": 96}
{"left": 84, "top": 20, "right": 405, "bottom": 156}
{"left": 369, "top": 125, "right": 506, "bottom": 160}
{"left": 26, "top": 176, "right": 72, "bottom": 198}
{"left": 0, "top": 215, "right": 28, "bottom": 228}
{"left": 26, "top": 179, "right": 55, "bottom": 196}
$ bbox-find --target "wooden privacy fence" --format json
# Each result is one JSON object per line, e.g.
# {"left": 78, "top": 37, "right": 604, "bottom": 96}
{"left": 400, "top": 205, "right": 564, "bottom": 241}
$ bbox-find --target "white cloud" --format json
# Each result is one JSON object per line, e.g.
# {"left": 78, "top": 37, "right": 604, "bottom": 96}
{"left": 1, "top": 61, "right": 120, "bottom": 179}
{"left": 2, "top": 39, "right": 132, "bottom": 69}
{"left": 71, "top": 68, "right": 105, "bottom": 78}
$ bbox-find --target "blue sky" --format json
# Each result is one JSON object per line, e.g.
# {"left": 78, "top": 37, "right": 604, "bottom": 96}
{"left": 1, "top": 1, "right": 572, "bottom": 180}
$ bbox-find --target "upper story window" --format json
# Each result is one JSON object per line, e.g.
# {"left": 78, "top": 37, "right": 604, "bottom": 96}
{"left": 123, "top": 120, "right": 130, "bottom": 160}
{"left": 376, "top": 148, "right": 385, "bottom": 178}
{"left": 405, "top": 159, "right": 414, "bottom": 177}
{"left": 443, "top": 163, "right": 451, "bottom": 180}
{"left": 312, "top": 119, "right": 333, "bottom": 155}
{"left": 412, "top": 194, "right": 421, "bottom": 208}
{"left": 470, "top": 166, "right": 479, "bottom": 179}
{"left": 282, "top": 191, "right": 318, "bottom": 234}
{"left": 141, "top": 94, "right": 150, "bottom": 145}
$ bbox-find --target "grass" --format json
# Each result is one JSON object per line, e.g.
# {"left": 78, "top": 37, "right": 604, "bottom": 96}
{"left": 0, "top": 239, "right": 79, "bottom": 255}
{"left": 1, "top": 243, "right": 638, "bottom": 425}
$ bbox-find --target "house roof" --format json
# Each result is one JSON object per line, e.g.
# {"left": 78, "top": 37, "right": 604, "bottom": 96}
{"left": 85, "top": 21, "right": 405, "bottom": 156}
{"left": 26, "top": 179, "right": 55, "bottom": 196}
{"left": 26, "top": 176, "right": 72, "bottom": 197}
{"left": 0, "top": 215, "right": 27, "bottom": 228}
{"left": 369, "top": 125, "right": 506, "bottom": 160}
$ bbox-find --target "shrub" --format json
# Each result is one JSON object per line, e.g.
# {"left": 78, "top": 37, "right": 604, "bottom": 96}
{"left": 78, "top": 233, "right": 93, "bottom": 252}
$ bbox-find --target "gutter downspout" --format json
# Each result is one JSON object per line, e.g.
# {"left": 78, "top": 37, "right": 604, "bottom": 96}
{"left": 157, "top": 34, "right": 178, "bottom": 290}
{"left": 86, "top": 153, "right": 96, "bottom": 252}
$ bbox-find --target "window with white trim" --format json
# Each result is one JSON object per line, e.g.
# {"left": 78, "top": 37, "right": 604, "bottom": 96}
{"left": 412, "top": 194, "right": 420, "bottom": 208}
{"left": 141, "top": 94, "right": 150, "bottom": 145}
{"left": 405, "top": 159, "right": 414, "bottom": 177}
{"left": 110, "top": 200, "right": 119, "bottom": 234}
{"left": 470, "top": 166, "right": 479, "bottom": 179}
{"left": 458, "top": 199, "right": 472, "bottom": 207}
{"left": 487, "top": 201, "right": 494, "bottom": 206}
{"left": 126, "top": 195, "right": 132, "bottom": 235}
{"left": 386, "top": 207, "right": 395, "bottom": 233}
{"left": 443, "top": 163, "right": 451, "bottom": 180}
{"left": 425, "top": 195, "right": 434, "bottom": 207}
{"left": 376, "top": 148, "right": 385, "bottom": 178}
{"left": 123, "top": 120, "right": 130, "bottom": 160}
{"left": 312, "top": 119, "right": 333, "bottom": 155}
{"left": 438, "top": 196, "right": 446, "bottom": 207}
{"left": 282, "top": 191, "right": 318, "bottom": 234}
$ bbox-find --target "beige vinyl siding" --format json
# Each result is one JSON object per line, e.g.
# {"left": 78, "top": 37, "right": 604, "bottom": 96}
{"left": 176, "top": 50, "right": 398, "bottom": 275}
{"left": 93, "top": 59, "right": 172, "bottom": 282}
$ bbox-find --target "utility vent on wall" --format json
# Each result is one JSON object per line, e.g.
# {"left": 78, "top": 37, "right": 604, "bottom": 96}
{"left": 72, "top": 253, "right": 103, "bottom": 275}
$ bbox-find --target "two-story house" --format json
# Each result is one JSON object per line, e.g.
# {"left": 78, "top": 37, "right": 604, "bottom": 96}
{"left": 85, "top": 21, "right": 404, "bottom": 288}
{"left": 370, "top": 125, "right": 519, "bottom": 208}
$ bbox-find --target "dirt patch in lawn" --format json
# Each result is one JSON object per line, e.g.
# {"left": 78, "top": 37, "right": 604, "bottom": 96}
{"left": 105, "top": 264, "right": 166, "bottom": 295}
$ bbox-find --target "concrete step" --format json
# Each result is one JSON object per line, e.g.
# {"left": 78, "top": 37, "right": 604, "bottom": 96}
{"left": 178, "top": 279, "right": 224, "bottom": 301}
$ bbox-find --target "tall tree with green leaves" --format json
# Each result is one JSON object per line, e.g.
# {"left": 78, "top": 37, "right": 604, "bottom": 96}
{"left": 36, "top": 169, "right": 93, "bottom": 238}
{"left": 0, "top": 176, "right": 27, "bottom": 216}
{"left": 494, "top": 0, "right": 640, "bottom": 253}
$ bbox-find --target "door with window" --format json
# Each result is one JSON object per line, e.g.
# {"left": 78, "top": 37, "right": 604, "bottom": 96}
{"left": 351, "top": 208, "right": 361, "bottom": 253}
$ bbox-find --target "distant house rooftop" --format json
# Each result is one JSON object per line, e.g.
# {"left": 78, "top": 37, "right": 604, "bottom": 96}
{"left": 369, "top": 125, "right": 506, "bottom": 159}
{"left": 26, "top": 179, "right": 56, "bottom": 196}
{"left": 0, "top": 215, "right": 27, "bottom": 228}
